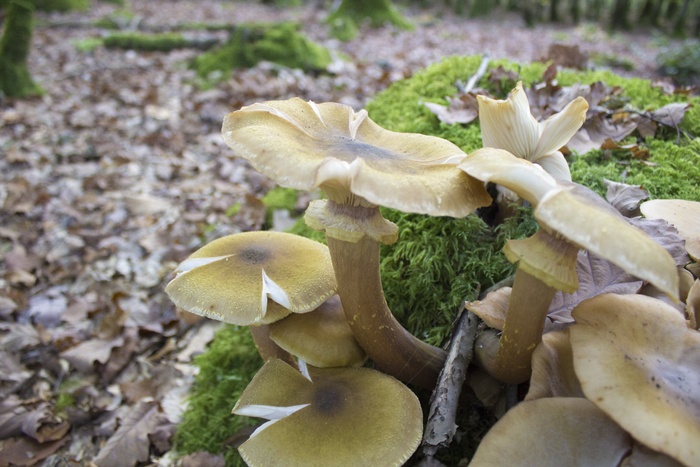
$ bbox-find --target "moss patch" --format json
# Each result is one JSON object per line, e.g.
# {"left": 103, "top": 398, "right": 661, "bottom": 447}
{"left": 326, "top": 0, "right": 413, "bottom": 39}
{"left": 174, "top": 325, "right": 262, "bottom": 466}
{"left": 0, "top": 0, "right": 43, "bottom": 98}
{"left": 192, "top": 22, "right": 331, "bottom": 79}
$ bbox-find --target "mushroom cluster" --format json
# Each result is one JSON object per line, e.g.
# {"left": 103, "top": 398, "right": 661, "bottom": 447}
{"left": 167, "top": 80, "right": 698, "bottom": 465}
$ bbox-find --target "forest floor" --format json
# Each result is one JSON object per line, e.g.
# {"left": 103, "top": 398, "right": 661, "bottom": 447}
{"left": 0, "top": 1, "right": 688, "bottom": 465}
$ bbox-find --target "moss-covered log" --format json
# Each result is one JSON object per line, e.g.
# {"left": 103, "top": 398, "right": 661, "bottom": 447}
{"left": 326, "top": 0, "right": 412, "bottom": 39}
{"left": 192, "top": 22, "right": 331, "bottom": 78}
{"left": 0, "top": 0, "right": 42, "bottom": 98}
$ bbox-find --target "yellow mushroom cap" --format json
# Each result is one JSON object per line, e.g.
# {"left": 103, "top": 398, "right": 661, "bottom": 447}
{"left": 641, "top": 199, "right": 700, "bottom": 261}
{"left": 459, "top": 148, "right": 679, "bottom": 300}
{"left": 232, "top": 359, "right": 423, "bottom": 467}
{"left": 525, "top": 330, "right": 584, "bottom": 400}
{"left": 268, "top": 295, "right": 367, "bottom": 368}
{"left": 469, "top": 398, "right": 632, "bottom": 466}
{"left": 222, "top": 98, "right": 491, "bottom": 216}
{"left": 571, "top": 293, "right": 700, "bottom": 466}
{"left": 165, "top": 231, "right": 336, "bottom": 325}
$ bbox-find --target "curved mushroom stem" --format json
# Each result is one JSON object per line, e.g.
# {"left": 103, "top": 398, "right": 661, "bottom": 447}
{"left": 249, "top": 325, "right": 298, "bottom": 369}
{"left": 327, "top": 235, "right": 446, "bottom": 389}
{"left": 491, "top": 268, "right": 556, "bottom": 384}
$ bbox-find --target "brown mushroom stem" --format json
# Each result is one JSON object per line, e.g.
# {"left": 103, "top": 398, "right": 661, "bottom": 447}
{"left": 491, "top": 268, "right": 556, "bottom": 384}
{"left": 327, "top": 235, "right": 447, "bottom": 389}
{"left": 249, "top": 325, "right": 298, "bottom": 368}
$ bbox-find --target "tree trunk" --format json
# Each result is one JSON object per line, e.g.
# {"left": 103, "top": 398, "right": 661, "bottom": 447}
{"left": 0, "top": 0, "right": 42, "bottom": 98}
{"left": 610, "top": 0, "right": 632, "bottom": 30}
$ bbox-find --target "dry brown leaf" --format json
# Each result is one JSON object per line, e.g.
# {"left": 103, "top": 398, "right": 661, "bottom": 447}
{"left": 424, "top": 93, "right": 480, "bottom": 125}
{"left": 92, "top": 400, "right": 167, "bottom": 467}
{"left": 0, "top": 436, "right": 68, "bottom": 467}
{"left": 604, "top": 179, "right": 649, "bottom": 217}
{"left": 548, "top": 251, "right": 644, "bottom": 323}
{"left": 61, "top": 336, "right": 125, "bottom": 373}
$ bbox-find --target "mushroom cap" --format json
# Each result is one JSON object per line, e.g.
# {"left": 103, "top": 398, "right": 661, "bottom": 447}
{"left": 469, "top": 398, "right": 632, "bottom": 466}
{"left": 165, "top": 231, "right": 336, "bottom": 325}
{"left": 268, "top": 295, "right": 367, "bottom": 368}
{"left": 459, "top": 148, "right": 679, "bottom": 300}
{"left": 233, "top": 359, "right": 423, "bottom": 467}
{"left": 222, "top": 98, "right": 491, "bottom": 217}
{"left": 504, "top": 229, "right": 580, "bottom": 293}
{"left": 525, "top": 330, "right": 584, "bottom": 400}
{"left": 641, "top": 199, "right": 700, "bottom": 261}
{"left": 571, "top": 293, "right": 700, "bottom": 466}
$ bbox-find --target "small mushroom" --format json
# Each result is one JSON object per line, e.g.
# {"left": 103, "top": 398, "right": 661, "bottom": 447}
{"left": 458, "top": 148, "right": 679, "bottom": 383}
{"left": 232, "top": 359, "right": 423, "bottom": 467}
{"left": 268, "top": 296, "right": 367, "bottom": 368}
{"left": 525, "top": 330, "right": 584, "bottom": 400}
{"left": 165, "top": 231, "right": 336, "bottom": 325}
{"left": 223, "top": 98, "right": 492, "bottom": 388}
{"left": 570, "top": 293, "right": 700, "bottom": 467}
{"left": 641, "top": 199, "right": 700, "bottom": 261}
{"left": 477, "top": 80, "right": 589, "bottom": 181}
{"left": 469, "top": 398, "right": 632, "bottom": 466}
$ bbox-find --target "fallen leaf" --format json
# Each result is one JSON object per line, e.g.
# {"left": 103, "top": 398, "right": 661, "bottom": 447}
{"left": 424, "top": 93, "right": 480, "bottom": 125}
{"left": 604, "top": 179, "right": 648, "bottom": 217}
{"left": 649, "top": 102, "right": 691, "bottom": 127}
{"left": 548, "top": 251, "right": 644, "bottom": 323}
{"left": 0, "top": 436, "right": 68, "bottom": 467}
{"left": 92, "top": 400, "right": 167, "bottom": 467}
{"left": 61, "top": 336, "right": 124, "bottom": 373}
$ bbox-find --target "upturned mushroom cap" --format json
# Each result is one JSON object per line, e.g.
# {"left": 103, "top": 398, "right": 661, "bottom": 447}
{"left": 165, "top": 231, "right": 336, "bottom": 325}
{"left": 459, "top": 148, "right": 679, "bottom": 300}
{"left": 268, "top": 295, "right": 367, "bottom": 367}
{"left": 571, "top": 293, "right": 700, "bottom": 466}
{"left": 222, "top": 98, "right": 491, "bottom": 216}
{"left": 232, "top": 359, "right": 423, "bottom": 467}
{"left": 469, "top": 398, "right": 632, "bottom": 466}
{"left": 640, "top": 199, "right": 700, "bottom": 261}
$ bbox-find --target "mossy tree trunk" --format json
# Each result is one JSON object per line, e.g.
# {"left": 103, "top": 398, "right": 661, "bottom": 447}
{"left": 610, "top": 0, "right": 632, "bottom": 30}
{"left": 0, "top": 0, "right": 42, "bottom": 98}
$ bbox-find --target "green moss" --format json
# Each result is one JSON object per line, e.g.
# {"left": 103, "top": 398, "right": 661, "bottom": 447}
{"left": 261, "top": 187, "right": 298, "bottom": 211}
{"left": 103, "top": 32, "right": 190, "bottom": 52}
{"left": 93, "top": 9, "right": 134, "bottom": 30}
{"left": 0, "top": 0, "right": 42, "bottom": 98}
{"left": 192, "top": 22, "right": 331, "bottom": 79}
{"left": 174, "top": 325, "right": 262, "bottom": 466}
{"left": 326, "top": 0, "right": 413, "bottom": 31}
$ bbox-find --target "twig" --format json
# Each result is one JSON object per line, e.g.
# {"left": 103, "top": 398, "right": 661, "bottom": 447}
{"left": 418, "top": 309, "right": 478, "bottom": 464}
{"left": 457, "top": 54, "right": 490, "bottom": 93}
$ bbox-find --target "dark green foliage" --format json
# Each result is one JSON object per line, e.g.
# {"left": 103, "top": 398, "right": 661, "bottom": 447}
{"left": 192, "top": 22, "right": 331, "bottom": 78}
{"left": 173, "top": 325, "right": 262, "bottom": 467}
{"left": 326, "top": 0, "right": 413, "bottom": 34}
{"left": 0, "top": 0, "right": 42, "bottom": 98}
{"left": 103, "top": 32, "right": 190, "bottom": 52}
{"left": 657, "top": 40, "right": 700, "bottom": 85}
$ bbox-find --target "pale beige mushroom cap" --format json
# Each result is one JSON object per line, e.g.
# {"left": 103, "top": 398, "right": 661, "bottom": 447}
{"left": 571, "top": 293, "right": 700, "bottom": 466}
{"left": 268, "top": 295, "right": 367, "bottom": 367}
{"left": 469, "top": 398, "right": 632, "bottom": 466}
{"left": 459, "top": 148, "right": 679, "bottom": 300}
{"left": 232, "top": 359, "right": 423, "bottom": 467}
{"left": 641, "top": 199, "right": 700, "bottom": 261}
{"left": 477, "top": 81, "right": 588, "bottom": 181}
{"left": 165, "top": 231, "right": 336, "bottom": 325}
{"left": 526, "top": 330, "right": 584, "bottom": 400}
{"left": 222, "top": 98, "right": 491, "bottom": 216}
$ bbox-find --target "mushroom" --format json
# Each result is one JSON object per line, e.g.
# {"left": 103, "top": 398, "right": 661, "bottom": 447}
{"left": 232, "top": 358, "right": 423, "bottom": 467}
{"left": 525, "top": 330, "right": 584, "bottom": 400}
{"left": 469, "top": 397, "right": 632, "bottom": 466}
{"left": 165, "top": 231, "right": 336, "bottom": 364}
{"left": 570, "top": 293, "right": 700, "bottom": 467}
{"left": 477, "top": 80, "right": 589, "bottom": 181}
{"left": 458, "top": 148, "right": 679, "bottom": 383}
{"left": 222, "top": 98, "right": 491, "bottom": 388}
{"left": 268, "top": 295, "right": 367, "bottom": 368}
{"left": 641, "top": 199, "right": 700, "bottom": 262}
